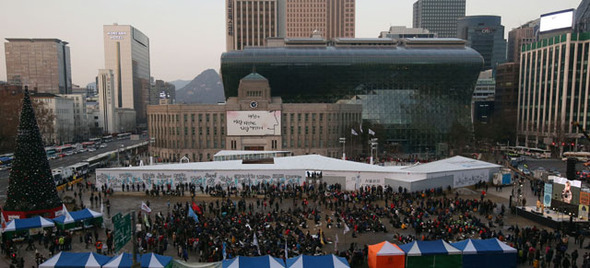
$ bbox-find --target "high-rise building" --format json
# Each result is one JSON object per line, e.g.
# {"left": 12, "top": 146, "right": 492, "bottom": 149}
{"left": 493, "top": 62, "right": 519, "bottom": 142}
{"left": 507, "top": 20, "right": 539, "bottom": 63}
{"left": 517, "top": 33, "right": 590, "bottom": 149}
{"left": 379, "top": 26, "right": 436, "bottom": 39}
{"left": 149, "top": 80, "right": 175, "bottom": 105}
{"left": 97, "top": 69, "right": 116, "bottom": 133}
{"left": 225, "top": 0, "right": 281, "bottom": 51}
{"left": 103, "top": 24, "right": 150, "bottom": 127}
{"left": 4, "top": 38, "right": 72, "bottom": 94}
{"left": 575, "top": 0, "right": 590, "bottom": 33}
{"left": 285, "top": 0, "right": 355, "bottom": 39}
{"left": 457, "top": 16, "right": 507, "bottom": 71}
{"left": 413, "top": 0, "right": 465, "bottom": 38}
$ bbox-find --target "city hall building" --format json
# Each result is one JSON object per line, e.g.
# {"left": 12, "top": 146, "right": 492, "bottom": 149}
{"left": 147, "top": 73, "right": 361, "bottom": 162}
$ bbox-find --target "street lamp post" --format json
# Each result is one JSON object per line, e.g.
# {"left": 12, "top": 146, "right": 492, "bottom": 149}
{"left": 370, "top": 138, "right": 378, "bottom": 165}
{"left": 339, "top": 137, "right": 346, "bottom": 160}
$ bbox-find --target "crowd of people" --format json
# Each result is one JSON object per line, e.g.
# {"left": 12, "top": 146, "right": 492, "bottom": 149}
{"left": 4, "top": 175, "right": 590, "bottom": 268}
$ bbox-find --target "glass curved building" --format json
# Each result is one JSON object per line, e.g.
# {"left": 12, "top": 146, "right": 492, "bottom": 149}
{"left": 220, "top": 38, "right": 483, "bottom": 153}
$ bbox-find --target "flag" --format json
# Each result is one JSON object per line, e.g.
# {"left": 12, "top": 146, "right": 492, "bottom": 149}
{"left": 335, "top": 234, "right": 339, "bottom": 251}
{"left": 0, "top": 211, "right": 5, "bottom": 229}
{"left": 141, "top": 202, "right": 152, "bottom": 213}
{"left": 343, "top": 223, "right": 350, "bottom": 234}
{"left": 368, "top": 128, "right": 375, "bottom": 136}
{"left": 253, "top": 233, "right": 261, "bottom": 255}
{"left": 360, "top": 121, "right": 363, "bottom": 133}
{"left": 285, "top": 239, "right": 288, "bottom": 259}
{"left": 351, "top": 128, "right": 358, "bottom": 136}
{"left": 188, "top": 206, "right": 199, "bottom": 223}
{"left": 222, "top": 242, "right": 227, "bottom": 260}
{"left": 320, "top": 229, "right": 325, "bottom": 245}
{"left": 143, "top": 213, "right": 150, "bottom": 228}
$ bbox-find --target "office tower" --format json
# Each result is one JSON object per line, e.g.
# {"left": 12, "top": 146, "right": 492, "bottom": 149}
{"left": 285, "top": 0, "right": 355, "bottom": 39}
{"left": 149, "top": 80, "right": 175, "bottom": 105}
{"left": 413, "top": 0, "right": 465, "bottom": 38}
{"left": 575, "top": 0, "right": 590, "bottom": 33}
{"left": 379, "top": 26, "right": 436, "bottom": 39}
{"left": 226, "top": 0, "right": 281, "bottom": 51}
{"left": 457, "top": 16, "right": 507, "bottom": 70}
{"left": 494, "top": 62, "right": 519, "bottom": 142}
{"left": 97, "top": 69, "right": 116, "bottom": 133}
{"left": 103, "top": 24, "right": 150, "bottom": 127}
{"left": 4, "top": 38, "right": 72, "bottom": 94}
{"left": 507, "top": 20, "right": 539, "bottom": 63}
{"left": 517, "top": 33, "right": 590, "bottom": 148}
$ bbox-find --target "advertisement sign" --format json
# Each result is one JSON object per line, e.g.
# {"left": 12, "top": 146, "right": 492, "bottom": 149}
{"left": 544, "top": 183, "right": 552, "bottom": 207}
{"left": 581, "top": 191, "right": 590, "bottom": 206}
{"left": 226, "top": 111, "right": 281, "bottom": 136}
{"left": 579, "top": 204, "right": 589, "bottom": 221}
{"left": 551, "top": 177, "right": 581, "bottom": 205}
{"left": 540, "top": 9, "right": 574, "bottom": 33}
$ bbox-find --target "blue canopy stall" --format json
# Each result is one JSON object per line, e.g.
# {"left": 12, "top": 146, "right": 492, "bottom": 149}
{"left": 451, "top": 238, "right": 517, "bottom": 268}
{"left": 286, "top": 255, "right": 350, "bottom": 268}
{"left": 223, "top": 256, "right": 286, "bottom": 268}
{"left": 399, "top": 240, "right": 462, "bottom": 268}
{"left": 53, "top": 208, "right": 103, "bottom": 230}
{"left": 39, "top": 252, "right": 111, "bottom": 268}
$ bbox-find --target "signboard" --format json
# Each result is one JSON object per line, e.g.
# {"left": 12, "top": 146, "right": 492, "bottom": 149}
{"left": 551, "top": 176, "right": 581, "bottom": 205}
{"left": 579, "top": 204, "right": 589, "bottom": 221}
{"left": 581, "top": 191, "right": 590, "bottom": 206}
{"left": 540, "top": 9, "right": 574, "bottom": 33}
{"left": 544, "top": 183, "right": 552, "bottom": 207}
{"left": 113, "top": 213, "right": 132, "bottom": 252}
{"left": 226, "top": 111, "right": 281, "bottom": 136}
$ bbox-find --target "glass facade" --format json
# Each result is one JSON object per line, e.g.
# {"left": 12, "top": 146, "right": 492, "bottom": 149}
{"left": 457, "top": 16, "right": 507, "bottom": 71}
{"left": 221, "top": 44, "right": 483, "bottom": 152}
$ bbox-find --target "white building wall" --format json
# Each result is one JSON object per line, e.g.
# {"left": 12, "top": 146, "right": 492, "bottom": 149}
{"left": 98, "top": 69, "right": 117, "bottom": 133}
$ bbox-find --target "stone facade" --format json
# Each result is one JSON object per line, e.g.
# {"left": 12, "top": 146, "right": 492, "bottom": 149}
{"left": 148, "top": 73, "right": 361, "bottom": 162}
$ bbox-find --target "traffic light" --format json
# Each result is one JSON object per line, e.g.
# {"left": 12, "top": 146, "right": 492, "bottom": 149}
{"left": 552, "top": 142, "right": 556, "bottom": 146}
{"left": 562, "top": 142, "right": 566, "bottom": 146}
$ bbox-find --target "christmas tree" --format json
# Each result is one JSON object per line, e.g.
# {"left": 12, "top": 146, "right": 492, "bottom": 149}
{"left": 4, "top": 87, "right": 62, "bottom": 212}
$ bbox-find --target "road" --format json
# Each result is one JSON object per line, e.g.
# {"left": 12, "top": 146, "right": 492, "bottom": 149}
{"left": 0, "top": 139, "right": 147, "bottom": 200}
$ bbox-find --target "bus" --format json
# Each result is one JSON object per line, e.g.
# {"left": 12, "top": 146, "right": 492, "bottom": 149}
{"left": 102, "top": 135, "right": 113, "bottom": 143}
{"left": 70, "top": 162, "right": 89, "bottom": 176}
{"left": 89, "top": 137, "right": 102, "bottom": 145}
{"left": 81, "top": 141, "right": 96, "bottom": 150}
{"left": 563, "top": 151, "right": 590, "bottom": 162}
{"left": 117, "top": 132, "right": 131, "bottom": 140}
{"left": 57, "top": 144, "right": 76, "bottom": 157}
{"left": 527, "top": 148, "right": 551, "bottom": 159}
{"left": 45, "top": 146, "right": 58, "bottom": 159}
{"left": 0, "top": 153, "right": 14, "bottom": 170}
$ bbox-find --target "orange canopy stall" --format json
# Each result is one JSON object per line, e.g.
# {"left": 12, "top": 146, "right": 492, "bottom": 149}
{"left": 368, "top": 241, "right": 405, "bottom": 268}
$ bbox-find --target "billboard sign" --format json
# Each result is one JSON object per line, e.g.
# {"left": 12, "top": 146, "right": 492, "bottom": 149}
{"left": 540, "top": 9, "right": 574, "bottom": 33}
{"left": 544, "top": 183, "right": 552, "bottom": 207}
{"left": 227, "top": 111, "right": 281, "bottom": 136}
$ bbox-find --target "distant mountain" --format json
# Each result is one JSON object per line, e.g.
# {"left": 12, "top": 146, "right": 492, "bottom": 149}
{"left": 169, "top": 79, "right": 191, "bottom": 90}
{"left": 176, "top": 69, "right": 225, "bottom": 104}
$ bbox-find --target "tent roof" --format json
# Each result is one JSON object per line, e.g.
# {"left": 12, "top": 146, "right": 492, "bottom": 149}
{"left": 369, "top": 241, "right": 405, "bottom": 256}
{"left": 101, "top": 154, "right": 393, "bottom": 173}
{"left": 286, "top": 255, "right": 350, "bottom": 268}
{"left": 223, "top": 256, "right": 286, "bottom": 268}
{"left": 140, "top": 253, "right": 172, "bottom": 268}
{"left": 399, "top": 240, "right": 461, "bottom": 256}
{"left": 53, "top": 211, "right": 75, "bottom": 225}
{"left": 39, "top": 252, "right": 111, "bottom": 268}
{"left": 451, "top": 238, "right": 517, "bottom": 254}
{"left": 400, "top": 156, "right": 501, "bottom": 173}
{"left": 70, "top": 208, "right": 103, "bottom": 221}
{"left": 4, "top": 216, "right": 55, "bottom": 232}
{"left": 103, "top": 252, "right": 133, "bottom": 268}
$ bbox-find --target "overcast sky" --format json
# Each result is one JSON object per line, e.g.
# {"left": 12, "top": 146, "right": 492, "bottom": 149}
{"left": 0, "top": 0, "right": 581, "bottom": 86}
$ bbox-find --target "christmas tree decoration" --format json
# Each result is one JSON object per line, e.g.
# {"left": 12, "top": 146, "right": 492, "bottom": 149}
{"left": 4, "top": 87, "right": 62, "bottom": 218}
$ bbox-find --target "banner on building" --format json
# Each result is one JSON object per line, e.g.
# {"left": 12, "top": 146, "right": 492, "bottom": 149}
{"left": 579, "top": 204, "right": 589, "bottom": 221}
{"left": 580, "top": 191, "right": 590, "bottom": 206}
{"left": 544, "top": 183, "right": 553, "bottom": 207}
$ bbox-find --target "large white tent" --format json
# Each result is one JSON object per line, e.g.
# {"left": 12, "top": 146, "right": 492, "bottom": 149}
{"left": 96, "top": 155, "right": 500, "bottom": 192}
